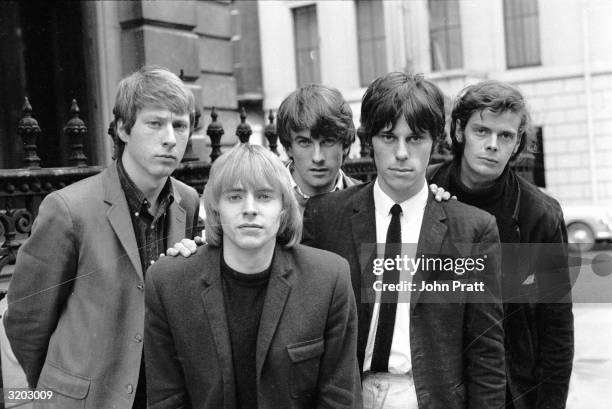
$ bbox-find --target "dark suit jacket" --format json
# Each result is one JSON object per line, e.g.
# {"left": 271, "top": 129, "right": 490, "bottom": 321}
{"left": 5, "top": 164, "right": 199, "bottom": 409}
{"left": 144, "top": 244, "right": 362, "bottom": 409}
{"left": 303, "top": 182, "right": 506, "bottom": 409}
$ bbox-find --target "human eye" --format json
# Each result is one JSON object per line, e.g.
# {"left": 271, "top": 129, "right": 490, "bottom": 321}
{"left": 296, "top": 138, "right": 312, "bottom": 148}
{"left": 379, "top": 133, "right": 396, "bottom": 143}
{"left": 474, "top": 127, "right": 488, "bottom": 136}
{"left": 225, "top": 192, "right": 243, "bottom": 202}
{"left": 174, "top": 122, "right": 189, "bottom": 132}
{"left": 321, "top": 137, "right": 339, "bottom": 147}
{"left": 500, "top": 132, "right": 515, "bottom": 141}
{"left": 408, "top": 134, "right": 424, "bottom": 143}
{"left": 148, "top": 120, "right": 162, "bottom": 128}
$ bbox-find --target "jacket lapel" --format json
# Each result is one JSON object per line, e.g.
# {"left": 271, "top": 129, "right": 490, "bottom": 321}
{"left": 103, "top": 164, "right": 143, "bottom": 279}
{"left": 167, "top": 181, "right": 187, "bottom": 245}
{"left": 199, "top": 247, "right": 236, "bottom": 408}
{"left": 256, "top": 247, "right": 292, "bottom": 377}
{"left": 350, "top": 184, "right": 378, "bottom": 314}
{"left": 412, "top": 193, "right": 447, "bottom": 309}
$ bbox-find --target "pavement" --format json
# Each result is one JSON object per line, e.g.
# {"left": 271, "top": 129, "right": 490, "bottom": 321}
{"left": 566, "top": 245, "right": 612, "bottom": 408}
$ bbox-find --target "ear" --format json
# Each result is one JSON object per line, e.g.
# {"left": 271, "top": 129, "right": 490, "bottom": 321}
{"left": 455, "top": 120, "right": 464, "bottom": 143}
{"left": 285, "top": 145, "right": 293, "bottom": 160}
{"left": 116, "top": 120, "right": 129, "bottom": 143}
{"left": 512, "top": 134, "right": 522, "bottom": 155}
{"left": 342, "top": 144, "right": 350, "bottom": 157}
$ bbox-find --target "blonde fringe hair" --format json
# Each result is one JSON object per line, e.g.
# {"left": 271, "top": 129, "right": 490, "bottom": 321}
{"left": 203, "top": 143, "right": 302, "bottom": 247}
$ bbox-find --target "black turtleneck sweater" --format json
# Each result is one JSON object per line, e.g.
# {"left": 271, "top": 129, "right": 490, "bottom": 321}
{"left": 221, "top": 256, "right": 271, "bottom": 409}
{"left": 446, "top": 161, "right": 520, "bottom": 244}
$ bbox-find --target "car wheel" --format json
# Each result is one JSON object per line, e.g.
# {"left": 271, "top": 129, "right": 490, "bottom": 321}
{"left": 567, "top": 222, "right": 595, "bottom": 252}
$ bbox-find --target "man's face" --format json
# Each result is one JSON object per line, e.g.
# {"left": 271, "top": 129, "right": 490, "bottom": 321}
{"left": 286, "top": 129, "right": 346, "bottom": 197}
{"left": 218, "top": 184, "right": 282, "bottom": 254}
{"left": 459, "top": 109, "right": 522, "bottom": 188}
{"left": 371, "top": 115, "right": 433, "bottom": 203}
{"left": 119, "top": 107, "right": 190, "bottom": 187}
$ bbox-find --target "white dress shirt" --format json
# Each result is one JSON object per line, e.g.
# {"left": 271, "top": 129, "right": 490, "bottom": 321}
{"left": 363, "top": 178, "right": 428, "bottom": 374}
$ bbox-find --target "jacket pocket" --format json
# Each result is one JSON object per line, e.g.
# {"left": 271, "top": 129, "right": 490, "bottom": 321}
{"left": 287, "top": 337, "right": 324, "bottom": 398}
{"left": 38, "top": 361, "right": 90, "bottom": 407}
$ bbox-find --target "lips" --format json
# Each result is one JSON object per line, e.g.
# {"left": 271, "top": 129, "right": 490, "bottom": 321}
{"left": 389, "top": 167, "right": 413, "bottom": 173}
{"left": 479, "top": 157, "right": 499, "bottom": 164}
{"left": 157, "top": 154, "right": 177, "bottom": 160}
{"left": 238, "top": 223, "right": 262, "bottom": 229}
{"left": 309, "top": 168, "right": 329, "bottom": 173}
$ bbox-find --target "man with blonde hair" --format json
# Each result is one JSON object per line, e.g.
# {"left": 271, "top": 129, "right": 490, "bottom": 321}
{"left": 5, "top": 66, "right": 200, "bottom": 409}
{"left": 145, "top": 143, "right": 361, "bottom": 409}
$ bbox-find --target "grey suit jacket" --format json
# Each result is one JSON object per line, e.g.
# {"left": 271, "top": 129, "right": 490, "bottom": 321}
{"left": 303, "top": 182, "right": 506, "bottom": 409}
{"left": 144, "top": 244, "right": 362, "bottom": 409}
{"left": 5, "top": 163, "right": 199, "bottom": 409}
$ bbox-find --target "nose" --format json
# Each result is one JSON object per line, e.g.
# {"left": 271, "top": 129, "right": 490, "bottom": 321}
{"left": 161, "top": 122, "right": 177, "bottom": 149}
{"left": 395, "top": 138, "right": 408, "bottom": 161}
{"left": 486, "top": 134, "right": 499, "bottom": 152}
{"left": 311, "top": 141, "right": 324, "bottom": 164}
{"left": 242, "top": 192, "right": 257, "bottom": 216}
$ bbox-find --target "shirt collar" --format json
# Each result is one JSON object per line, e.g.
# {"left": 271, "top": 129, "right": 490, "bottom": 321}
{"left": 116, "top": 159, "right": 174, "bottom": 215}
{"left": 373, "top": 177, "right": 429, "bottom": 217}
{"left": 287, "top": 161, "right": 345, "bottom": 200}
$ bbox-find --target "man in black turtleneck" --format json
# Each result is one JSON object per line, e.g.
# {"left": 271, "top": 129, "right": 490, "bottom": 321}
{"left": 429, "top": 80, "right": 574, "bottom": 409}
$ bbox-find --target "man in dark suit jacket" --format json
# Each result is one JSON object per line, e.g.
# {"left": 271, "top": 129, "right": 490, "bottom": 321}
{"left": 5, "top": 66, "right": 200, "bottom": 409}
{"left": 145, "top": 143, "right": 361, "bottom": 409}
{"left": 303, "top": 72, "right": 506, "bottom": 409}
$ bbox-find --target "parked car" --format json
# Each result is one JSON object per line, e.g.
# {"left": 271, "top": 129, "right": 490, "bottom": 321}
{"left": 561, "top": 204, "right": 612, "bottom": 252}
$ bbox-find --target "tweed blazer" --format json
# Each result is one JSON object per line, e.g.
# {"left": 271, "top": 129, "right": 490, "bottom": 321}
{"left": 144, "top": 244, "right": 362, "bottom": 409}
{"left": 303, "top": 182, "right": 506, "bottom": 409}
{"left": 5, "top": 163, "right": 200, "bottom": 409}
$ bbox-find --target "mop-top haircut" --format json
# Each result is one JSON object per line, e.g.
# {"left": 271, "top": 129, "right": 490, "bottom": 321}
{"left": 276, "top": 84, "right": 355, "bottom": 156}
{"left": 203, "top": 143, "right": 302, "bottom": 247}
{"left": 360, "top": 72, "right": 446, "bottom": 145}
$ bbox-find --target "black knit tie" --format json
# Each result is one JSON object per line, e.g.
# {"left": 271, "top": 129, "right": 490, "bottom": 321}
{"left": 371, "top": 203, "right": 402, "bottom": 372}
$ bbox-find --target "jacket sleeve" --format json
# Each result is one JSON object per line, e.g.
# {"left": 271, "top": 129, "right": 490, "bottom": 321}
{"left": 4, "top": 192, "right": 78, "bottom": 388}
{"left": 534, "top": 211, "right": 574, "bottom": 409}
{"left": 145, "top": 268, "right": 192, "bottom": 409}
{"left": 464, "top": 216, "right": 506, "bottom": 408}
{"left": 316, "top": 257, "right": 362, "bottom": 409}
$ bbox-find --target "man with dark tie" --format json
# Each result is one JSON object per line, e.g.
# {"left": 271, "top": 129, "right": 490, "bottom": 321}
{"left": 303, "top": 72, "right": 506, "bottom": 408}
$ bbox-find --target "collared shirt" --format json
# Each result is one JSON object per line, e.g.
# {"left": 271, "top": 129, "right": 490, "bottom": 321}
{"left": 363, "top": 178, "right": 428, "bottom": 375}
{"left": 287, "top": 162, "right": 348, "bottom": 211}
{"left": 116, "top": 160, "right": 174, "bottom": 276}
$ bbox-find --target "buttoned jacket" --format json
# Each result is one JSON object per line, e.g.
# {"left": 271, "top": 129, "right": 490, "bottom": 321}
{"left": 5, "top": 163, "right": 200, "bottom": 409}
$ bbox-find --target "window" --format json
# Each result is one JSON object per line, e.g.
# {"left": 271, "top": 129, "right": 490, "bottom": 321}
{"left": 293, "top": 5, "right": 321, "bottom": 86}
{"left": 504, "top": 0, "right": 541, "bottom": 68}
{"left": 428, "top": 0, "right": 463, "bottom": 71}
{"left": 355, "top": 0, "right": 387, "bottom": 87}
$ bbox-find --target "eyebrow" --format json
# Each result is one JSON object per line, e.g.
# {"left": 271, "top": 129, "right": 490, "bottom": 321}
{"left": 471, "top": 122, "right": 516, "bottom": 134}
{"left": 223, "top": 188, "right": 246, "bottom": 194}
